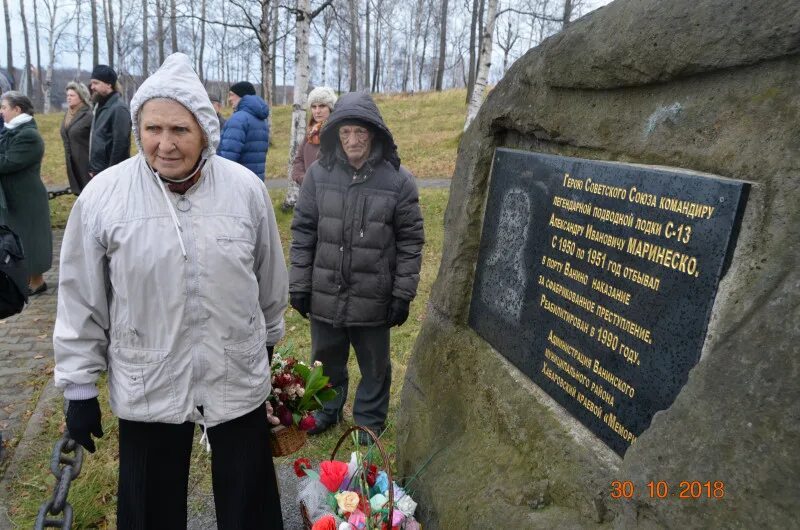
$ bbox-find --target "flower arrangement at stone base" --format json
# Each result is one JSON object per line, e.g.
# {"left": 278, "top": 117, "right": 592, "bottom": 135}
{"left": 294, "top": 431, "right": 421, "bottom": 530}
{"left": 267, "top": 343, "right": 337, "bottom": 456}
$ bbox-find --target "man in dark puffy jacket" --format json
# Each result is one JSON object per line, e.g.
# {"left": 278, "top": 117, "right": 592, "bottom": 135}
{"left": 218, "top": 81, "right": 270, "bottom": 180}
{"left": 289, "top": 92, "right": 424, "bottom": 444}
{"left": 88, "top": 65, "right": 131, "bottom": 177}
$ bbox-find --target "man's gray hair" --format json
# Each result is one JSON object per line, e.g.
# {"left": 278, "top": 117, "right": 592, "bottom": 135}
{"left": 0, "top": 91, "right": 34, "bottom": 115}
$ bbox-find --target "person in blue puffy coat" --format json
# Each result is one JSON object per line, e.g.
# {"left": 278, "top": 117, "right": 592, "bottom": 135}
{"left": 218, "top": 81, "right": 270, "bottom": 180}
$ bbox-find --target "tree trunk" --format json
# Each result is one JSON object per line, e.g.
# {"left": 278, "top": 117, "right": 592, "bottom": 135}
{"left": 18, "top": 0, "right": 32, "bottom": 98}
{"left": 348, "top": 0, "right": 358, "bottom": 91}
{"left": 73, "top": 0, "right": 81, "bottom": 78}
{"left": 260, "top": 0, "right": 272, "bottom": 105}
{"left": 284, "top": 0, "right": 310, "bottom": 207}
{"left": 2, "top": 0, "right": 12, "bottom": 85}
{"left": 42, "top": 0, "right": 62, "bottom": 114}
{"left": 104, "top": 0, "right": 115, "bottom": 69}
{"left": 198, "top": 0, "right": 206, "bottom": 81}
{"left": 33, "top": 0, "right": 43, "bottom": 105}
{"left": 364, "top": 0, "right": 370, "bottom": 91}
{"left": 156, "top": 0, "right": 164, "bottom": 65}
{"left": 91, "top": 0, "right": 99, "bottom": 66}
{"left": 466, "top": 0, "right": 478, "bottom": 101}
{"left": 562, "top": 0, "right": 573, "bottom": 28}
{"left": 170, "top": 0, "right": 177, "bottom": 53}
{"left": 269, "top": 0, "right": 278, "bottom": 104}
{"left": 435, "top": 0, "right": 448, "bottom": 91}
{"left": 142, "top": 0, "right": 149, "bottom": 75}
{"left": 418, "top": 4, "right": 430, "bottom": 91}
{"left": 464, "top": 0, "right": 497, "bottom": 130}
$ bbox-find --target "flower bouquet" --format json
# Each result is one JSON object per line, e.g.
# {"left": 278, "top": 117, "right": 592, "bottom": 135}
{"left": 295, "top": 426, "right": 421, "bottom": 530}
{"left": 267, "top": 343, "right": 337, "bottom": 457}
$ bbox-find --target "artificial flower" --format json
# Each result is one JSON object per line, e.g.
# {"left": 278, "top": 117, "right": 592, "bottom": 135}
{"left": 339, "top": 523, "right": 354, "bottom": 530}
{"left": 294, "top": 457, "right": 312, "bottom": 478}
{"left": 395, "top": 494, "right": 417, "bottom": 517}
{"left": 320, "top": 460, "right": 350, "bottom": 492}
{"left": 373, "top": 471, "right": 389, "bottom": 495}
{"left": 335, "top": 491, "right": 361, "bottom": 514}
{"left": 365, "top": 463, "right": 378, "bottom": 487}
{"left": 276, "top": 404, "right": 293, "bottom": 427}
{"left": 299, "top": 414, "right": 317, "bottom": 431}
{"left": 369, "top": 493, "right": 387, "bottom": 513}
{"left": 312, "top": 514, "right": 337, "bottom": 530}
{"left": 348, "top": 509, "right": 366, "bottom": 529}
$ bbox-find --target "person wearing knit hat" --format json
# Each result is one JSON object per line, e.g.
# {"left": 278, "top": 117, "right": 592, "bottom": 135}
{"left": 289, "top": 86, "right": 337, "bottom": 187}
{"left": 55, "top": 53, "right": 287, "bottom": 528}
{"left": 218, "top": 81, "right": 270, "bottom": 180}
{"left": 88, "top": 64, "right": 130, "bottom": 177}
{"left": 227, "top": 81, "right": 256, "bottom": 109}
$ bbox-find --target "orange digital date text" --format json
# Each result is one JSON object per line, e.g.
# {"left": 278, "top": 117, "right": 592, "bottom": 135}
{"left": 610, "top": 480, "right": 725, "bottom": 499}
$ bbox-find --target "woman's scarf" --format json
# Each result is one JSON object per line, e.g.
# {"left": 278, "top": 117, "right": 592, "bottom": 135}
{"left": 306, "top": 120, "right": 324, "bottom": 145}
{"left": 3, "top": 113, "right": 33, "bottom": 130}
{"left": 63, "top": 104, "right": 86, "bottom": 128}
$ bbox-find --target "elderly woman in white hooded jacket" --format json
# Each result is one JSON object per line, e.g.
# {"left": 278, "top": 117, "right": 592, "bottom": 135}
{"left": 53, "top": 53, "right": 288, "bottom": 529}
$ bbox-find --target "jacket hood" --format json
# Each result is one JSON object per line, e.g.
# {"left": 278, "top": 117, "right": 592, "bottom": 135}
{"left": 319, "top": 91, "right": 400, "bottom": 170}
{"left": 130, "top": 53, "right": 219, "bottom": 159}
{"left": 237, "top": 94, "right": 270, "bottom": 120}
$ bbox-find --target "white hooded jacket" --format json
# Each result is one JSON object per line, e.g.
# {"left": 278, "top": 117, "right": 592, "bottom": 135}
{"left": 53, "top": 53, "right": 288, "bottom": 427}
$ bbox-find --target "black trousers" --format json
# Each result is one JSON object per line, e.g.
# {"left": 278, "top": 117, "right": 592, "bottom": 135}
{"left": 310, "top": 319, "right": 391, "bottom": 430}
{"left": 117, "top": 405, "right": 283, "bottom": 530}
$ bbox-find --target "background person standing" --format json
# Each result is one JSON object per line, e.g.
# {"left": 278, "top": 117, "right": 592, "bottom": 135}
{"left": 60, "top": 81, "right": 93, "bottom": 195}
{"left": 289, "top": 91, "right": 424, "bottom": 444}
{"left": 290, "top": 86, "right": 337, "bottom": 186}
{"left": 0, "top": 92, "right": 52, "bottom": 295}
{"left": 218, "top": 81, "right": 270, "bottom": 180}
{"left": 88, "top": 65, "right": 131, "bottom": 178}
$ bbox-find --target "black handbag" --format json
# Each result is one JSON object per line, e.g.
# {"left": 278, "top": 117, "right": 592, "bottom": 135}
{"left": 0, "top": 225, "right": 28, "bottom": 318}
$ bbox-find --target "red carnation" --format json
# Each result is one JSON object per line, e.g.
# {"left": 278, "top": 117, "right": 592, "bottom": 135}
{"left": 319, "top": 460, "right": 349, "bottom": 492}
{"left": 311, "top": 515, "right": 336, "bottom": 530}
{"left": 365, "top": 463, "right": 378, "bottom": 487}
{"left": 298, "top": 414, "right": 317, "bottom": 431}
{"left": 293, "top": 457, "right": 312, "bottom": 477}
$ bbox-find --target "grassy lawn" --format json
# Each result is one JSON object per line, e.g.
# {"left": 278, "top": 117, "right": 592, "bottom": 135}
{"left": 45, "top": 88, "right": 464, "bottom": 229}
{"left": 5, "top": 89, "right": 459, "bottom": 527}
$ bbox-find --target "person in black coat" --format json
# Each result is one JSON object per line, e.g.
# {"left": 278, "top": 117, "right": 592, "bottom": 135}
{"left": 88, "top": 65, "right": 131, "bottom": 178}
{"left": 289, "top": 92, "right": 425, "bottom": 444}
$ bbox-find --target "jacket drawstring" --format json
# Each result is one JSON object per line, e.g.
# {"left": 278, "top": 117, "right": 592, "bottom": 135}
{"left": 198, "top": 418, "right": 211, "bottom": 452}
{"left": 150, "top": 166, "right": 188, "bottom": 260}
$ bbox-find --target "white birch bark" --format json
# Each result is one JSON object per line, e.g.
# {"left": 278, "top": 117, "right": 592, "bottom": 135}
{"left": 464, "top": 0, "right": 497, "bottom": 130}
{"left": 284, "top": 0, "right": 311, "bottom": 208}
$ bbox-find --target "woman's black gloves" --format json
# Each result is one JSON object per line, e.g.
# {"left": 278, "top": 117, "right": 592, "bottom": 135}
{"left": 387, "top": 298, "right": 410, "bottom": 327}
{"left": 66, "top": 397, "right": 104, "bottom": 453}
{"left": 290, "top": 292, "right": 311, "bottom": 319}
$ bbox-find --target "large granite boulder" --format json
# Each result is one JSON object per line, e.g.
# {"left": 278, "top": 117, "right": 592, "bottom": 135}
{"left": 397, "top": 0, "right": 800, "bottom": 527}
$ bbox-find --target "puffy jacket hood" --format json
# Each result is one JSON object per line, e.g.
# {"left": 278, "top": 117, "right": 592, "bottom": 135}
{"left": 130, "top": 53, "right": 219, "bottom": 159}
{"left": 237, "top": 94, "right": 270, "bottom": 120}
{"left": 319, "top": 91, "right": 400, "bottom": 170}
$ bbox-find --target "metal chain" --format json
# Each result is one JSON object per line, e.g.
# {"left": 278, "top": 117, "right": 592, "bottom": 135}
{"left": 34, "top": 402, "right": 84, "bottom": 530}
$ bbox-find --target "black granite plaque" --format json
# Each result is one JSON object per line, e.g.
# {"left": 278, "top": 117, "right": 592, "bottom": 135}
{"left": 469, "top": 149, "right": 749, "bottom": 456}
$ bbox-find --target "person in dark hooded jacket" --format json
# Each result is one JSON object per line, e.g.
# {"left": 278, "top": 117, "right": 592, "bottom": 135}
{"left": 289, "top": 91, "right": 424, "bottom": 444}
{"left": 218, "top": 81, "right": 270, "bottom": 180}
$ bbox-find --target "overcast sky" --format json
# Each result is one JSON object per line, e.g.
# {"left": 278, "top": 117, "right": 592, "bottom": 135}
{"left": 1, "top": 0, "right": 614, "bottom": 82}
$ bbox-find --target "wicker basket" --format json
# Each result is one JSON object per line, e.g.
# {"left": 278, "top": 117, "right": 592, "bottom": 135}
{"left": 300, "top": 425, "right": 394, "bottom": 529}
{"left": 270, "top": 424, "right": 307, "bottom": 457}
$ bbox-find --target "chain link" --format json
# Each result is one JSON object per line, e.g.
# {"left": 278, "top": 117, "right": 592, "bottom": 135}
{"left": 34, "top": 402, "right": 84, "bottom": 530}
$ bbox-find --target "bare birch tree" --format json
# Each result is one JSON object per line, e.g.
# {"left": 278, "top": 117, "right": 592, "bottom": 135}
{"left": 18, "top": 0, "right": 33, "bottom": 98}
{"left": 91, "top": 0, "right": 99, "bottom": 65}
{"left": 464, "top": 0, "right": 496, "bottom": 129}
{"left": 42, "top": 0, "right": 73, "bottom": 112}
{"left": 170, "top": 0, "right": 178, "bottom": 52}
{"left": 2, "top": 0, "right": 12, "bottom": 85}
{"left": 434, "top": 0, "right": 448, "bottom": 90}
{"left": 284, "top": 0, "right": 334, "bottom": 208}
{"left": 142, "top": 0, "right": 149, "bottom": 75}
{"left": 104, "top": 0, "right": 116, "bottom": 68}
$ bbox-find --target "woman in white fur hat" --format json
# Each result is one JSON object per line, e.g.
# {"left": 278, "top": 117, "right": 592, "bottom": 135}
{"left": 290, "top": 86, "right": 337, "bottom": 185}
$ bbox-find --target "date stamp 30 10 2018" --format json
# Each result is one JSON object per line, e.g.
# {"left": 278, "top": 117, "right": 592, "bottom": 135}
{"left": 610, "top": 480, "right": 726, "bottom": 500}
